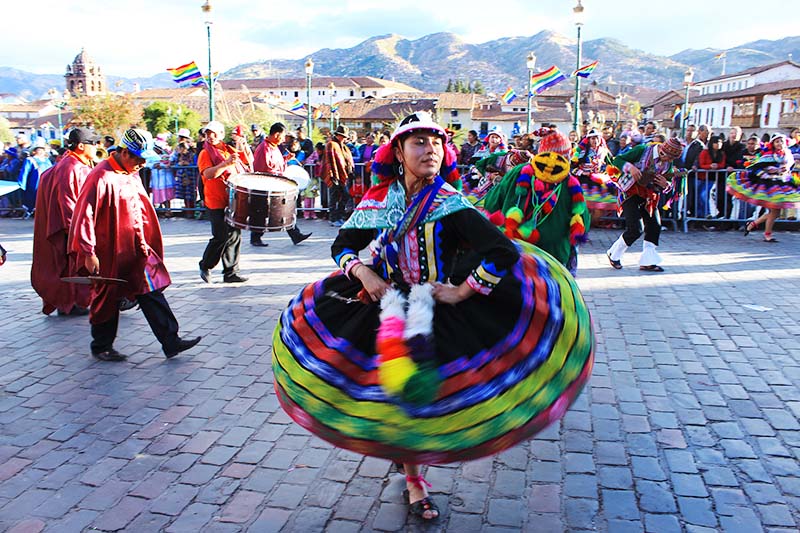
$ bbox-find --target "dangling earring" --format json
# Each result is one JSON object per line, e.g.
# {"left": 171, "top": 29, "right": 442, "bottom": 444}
{"left": 398, "top": 163, "right": 404, "bottom": 177}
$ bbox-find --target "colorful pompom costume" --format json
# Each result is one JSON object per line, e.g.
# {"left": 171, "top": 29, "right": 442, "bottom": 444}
{"left": 271, "top": 112, "right": 594, "bottom": 464}
{"left": 482, "top": 150, "right": 590, "bottom": 275}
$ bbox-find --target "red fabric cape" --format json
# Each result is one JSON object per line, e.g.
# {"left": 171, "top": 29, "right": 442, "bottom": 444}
{"left": 30, "top": 152, "right": 93, "bottom": 314}
{"left": 69, "top": 157, "right": 168, "bottom": 324}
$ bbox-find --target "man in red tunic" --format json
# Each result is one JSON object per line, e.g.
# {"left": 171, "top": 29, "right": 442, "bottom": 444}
{"left": 251, "top": 122, "right": 311, "bottom": 246}
{"left": 31, "top": 127, "right": 100, "bottom": 316}
{"left": 69, "top": 128, "right": 201, "bottom": 362}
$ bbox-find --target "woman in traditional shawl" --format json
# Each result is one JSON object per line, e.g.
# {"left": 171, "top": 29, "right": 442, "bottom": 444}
{"left": 272, "top": 112, "right": 593, "bottom": 522}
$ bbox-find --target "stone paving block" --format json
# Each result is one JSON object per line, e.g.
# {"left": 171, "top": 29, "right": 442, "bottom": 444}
{"left": 644, "top": 513, "right": 682, "bottom": 533}
{"left": 219, "top": 490, "right": 265, "bottom": 523}
{"left": 487, "top": 498, "right": 523, "bottom": 528}
{"left": 125, "top": 511, "right": 172, "bottom": 532}
{"left": 6, "top": 518, "right": 46, "bottom": 533}
{"left": 719, "top": 507, "right": 765, "bottom": 533}
{"left": 564, "top": 474, "right": 597, "bottom": 499}
{"left": 149, "top": 483, "right": 199, "bottom": 516}
{"left": 637, "top": 480, "right": 677, "bottom": 513}
{"left": 564, "top": 498, "right": 598, "bottom": 530}
{"left": 33, "top": 482, "right": 92, "bottom": 518}
{"left": 91, "top": 495, "right": 148, "bottom": 531}
{"left": 603, "top": 490, "right": 639, "bottom": 520}
{"left": 79, "top": 479, "right": 132, "bottom": 511}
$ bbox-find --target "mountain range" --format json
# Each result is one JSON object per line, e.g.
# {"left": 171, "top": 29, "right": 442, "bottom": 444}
{"left": 3, "top": 32, "right": 799, "bottom": 101}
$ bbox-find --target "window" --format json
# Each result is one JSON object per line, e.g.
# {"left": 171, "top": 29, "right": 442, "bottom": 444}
{"left": 349, "top": 90, "right": 354, "bottom": 97}
{"left": 450, "top": 110, "right": 458, "bottom": 117}
{"left": 361, "top": 91, "right": 366, "bottom": 97}
{"left": 764, "top": 103, "right": 771, "bottom": 125}
{"left": 294, "top": 91, "right": 299, "bottom": 98}
{"left": 710, "top": 108, "right": 714, "bottom": 125}
{"left": 480, "top": 122, "right": 489, "bottom": 135}
{"left": 721, "top": 107, "right": 726, "bottom": 125}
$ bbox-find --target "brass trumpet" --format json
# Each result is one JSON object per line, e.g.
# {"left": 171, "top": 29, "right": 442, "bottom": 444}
{"left": 95, "top": 146, "right": 109, "bottom": 162}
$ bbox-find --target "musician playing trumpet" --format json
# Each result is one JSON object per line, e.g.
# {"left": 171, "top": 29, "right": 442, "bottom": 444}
{"left": 606, "top": 137, "right": 684, "bottom": 272}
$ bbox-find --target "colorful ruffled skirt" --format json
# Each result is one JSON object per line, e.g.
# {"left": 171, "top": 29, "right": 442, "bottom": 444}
{"left": 272, "top": 242, "right": 594, "bottom": 464}
{"left": 726, "top": 170, "right": 800, "bottom": 210}
{"left": 577, "top": 173, "right": 618, "bottom": 211}
{"left": 150, "top": 168, "right": 176, "bottom": 205}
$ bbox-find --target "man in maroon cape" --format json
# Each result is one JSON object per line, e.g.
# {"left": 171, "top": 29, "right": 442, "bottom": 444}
{"left": 31, "top": 127, "right": 99, "bottom": 315}
{"left": 69, "top": 128, "right": 201, "bottom": 362}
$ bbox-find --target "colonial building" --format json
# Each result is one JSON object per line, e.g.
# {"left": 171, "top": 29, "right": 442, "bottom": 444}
{"left": 687, "top": 61, "right": 800, "bottom": 133}
{"left": 65, "top": 49, "right": 106, "bottom": 97}
{"left": 219, "top": 76, "right": 420, "bottom": 110}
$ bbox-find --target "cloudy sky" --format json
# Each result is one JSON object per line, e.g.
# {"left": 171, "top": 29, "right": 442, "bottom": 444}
{"left": 3, "top": 0, "right": 797, "bottom": 77}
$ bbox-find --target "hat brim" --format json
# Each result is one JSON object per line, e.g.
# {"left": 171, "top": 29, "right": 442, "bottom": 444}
{"left": 131, "top": 149, "right": 160, "bottom": 163}
{"left": 389, "top": 123, "right": 446, "bottom": 144}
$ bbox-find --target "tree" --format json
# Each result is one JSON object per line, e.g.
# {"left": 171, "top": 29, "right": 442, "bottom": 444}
{"left": 445, "top": 79, "right": 454, "bottom": 92}
{"left": 0, "top": 116, "right": 13, "bottom": 144}
{"left": 143, "top": 102, "right": 202, "bottom": 141}
{"left": 472, "top": 80, "right": 485, "bottom": 95}
{"left": 71, "top": 94, "right": 143, "bottom": 139}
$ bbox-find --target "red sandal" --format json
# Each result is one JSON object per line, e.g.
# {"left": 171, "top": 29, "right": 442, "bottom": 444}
{"left": 402, "top": 475, "right": 440, "bottom": 520}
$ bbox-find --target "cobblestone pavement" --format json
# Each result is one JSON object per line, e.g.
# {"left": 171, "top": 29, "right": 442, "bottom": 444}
{"left": 1, "top": 216, "right": 799, "bottom": 532}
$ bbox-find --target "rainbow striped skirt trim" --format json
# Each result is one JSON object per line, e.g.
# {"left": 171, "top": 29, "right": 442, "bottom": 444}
{"left": 272, "top": 243, "right": 594, "bottom": 464}
{"left": 578, "top": 173, "right": 618, "bottom": 211}
{"left": 726, "top": 170, "right": 800, "bottom": 210}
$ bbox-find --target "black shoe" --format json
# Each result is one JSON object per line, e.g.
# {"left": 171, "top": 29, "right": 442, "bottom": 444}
{"left": 250, "top": 239, "right": 269, "bottom": 247}
{"left": 199, "top": 266, "right": 211, "bottom": 283}
{"left": 58, "top": 306, "right": 90, "bottom": 316}
{"left": 119, "top": 298, "right": 138, "bottom": 312}
{"left": 607, "top": 253, "right": 623, "bottom": 270}
{"left": 165, "top": 336, "right": 201, "bottom": 359}
{"left": 223, "top": 273, "right": 248, "bottom": 283}
{"left": 92, "top": 349, "right": 127, "bottom": 362}
{"left": 290, "top": 232, "right": 311, "bottom": 245}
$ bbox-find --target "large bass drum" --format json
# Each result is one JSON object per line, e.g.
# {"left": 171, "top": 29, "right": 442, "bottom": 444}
{"left": 225, "top": 173, "right": 299, "bottom": 231}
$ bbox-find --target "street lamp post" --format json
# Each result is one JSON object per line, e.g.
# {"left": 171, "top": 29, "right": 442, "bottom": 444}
{"left": 328, "top": 82, "right": 335, "bottom": 133}
{"left": 615, "top": 94, "right": 623, "bottom": 133}
{"left": 526, "top": 52, "right": 536, "bottom": 134}
{"left": 305, "top": 58, "right": 314, "bottom": 138}
{"left": 48, "top": 88, "right": 69, "bottom": 144}
{"left": 202, "top": 0, "right": 214, "bottom": 121}
{"left": 572, "top": 0, "right": 585, "bottom": 134}
{"left": 681, "top": 68, "right": 694, "bottom": 138}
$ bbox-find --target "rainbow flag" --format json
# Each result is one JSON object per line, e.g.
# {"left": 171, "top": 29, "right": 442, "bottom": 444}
{"left": 530, "top": 66, "right": 567, "bottom": 95}
{"left": 167, "top": 61, "right": 204, "bottom": 87}
{"left": 312, "top": 107, "right": 322, "bottom": 120}
{"left": 501, "top": 86, "right": 517, "bottom": 104}
{"left": 291, "top": 99, "right": 304, "bottom": 111}
{"left": 331, "top": 103, "right": 339, "bottom": 114}
{"left": 572, "top": 60, "right": 598, "bottom": 78}
{"left": 714, "top": 51, "right": 727, "bottom": 60}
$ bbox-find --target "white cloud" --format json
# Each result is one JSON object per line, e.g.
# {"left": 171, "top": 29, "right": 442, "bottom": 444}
{"left": 0, "top": 0, "right": 794, "bottom": 77}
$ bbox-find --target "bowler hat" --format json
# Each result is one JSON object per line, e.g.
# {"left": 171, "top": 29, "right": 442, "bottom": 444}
{"left": 335, "top": 125, "right": 349, "bottom": 137}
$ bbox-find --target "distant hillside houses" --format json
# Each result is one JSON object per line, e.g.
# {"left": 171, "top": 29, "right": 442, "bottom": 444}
{"left": 644, "top": 60, "right": 800, "bottom": 136}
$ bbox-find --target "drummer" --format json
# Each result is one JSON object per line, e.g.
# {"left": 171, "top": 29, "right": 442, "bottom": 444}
{"left": 252, "top": 122, "right": 311, "bottom": 246}
{"left": 197, "top": 121, "right": 250, "bottom": 283}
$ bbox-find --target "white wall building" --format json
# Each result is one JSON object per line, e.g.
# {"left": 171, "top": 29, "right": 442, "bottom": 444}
{"left": 689, "top": 61, "right": 800, "bottom": 132}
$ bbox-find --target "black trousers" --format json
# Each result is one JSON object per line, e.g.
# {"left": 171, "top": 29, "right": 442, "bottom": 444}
{"left": 621, "top": 196, "right": 661, "bottom": 247}
{"left": 251, "top": 225, "right": 305, "bottom": 243}
{"left": 329, "top": 183, "right": 350, "bottom": 222}
{"left": 91, "top": 290, "right": 179, "bottom": 355}
{"left": 200, "top": 209, "right": 241, "bottom": 277}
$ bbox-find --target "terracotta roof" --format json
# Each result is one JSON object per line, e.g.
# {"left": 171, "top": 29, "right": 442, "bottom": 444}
{"left": 698, "top": 60, "right": 800, "bottom": 84}
{"left": 472, "top": 102, "right": 570, "bottom": 122}
{"left": 693, "top": 79, "right": 800, "bottom": 103}
{"left": 318, "top": 98, "right": 436, "bottom": 121}
{"left": 129, "top": 88, "right": 206, "bottom": 99}
{"left": 220, "top": 76, "right": 420, "bottom": 92}
{"left": 0, "top": 103, "right": 47, "bottom": 113}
